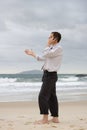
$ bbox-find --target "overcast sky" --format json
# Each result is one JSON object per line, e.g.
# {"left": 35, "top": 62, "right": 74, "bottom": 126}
{"left": 0, "top": 0, "right": 87, "bottom": 74}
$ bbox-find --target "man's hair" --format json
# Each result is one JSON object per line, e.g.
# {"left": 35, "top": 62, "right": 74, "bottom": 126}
{"left": 51, "top": 32, "right": 61, "bottom": 42}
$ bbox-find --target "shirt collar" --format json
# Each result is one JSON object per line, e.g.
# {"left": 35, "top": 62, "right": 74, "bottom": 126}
{"left": 51, "top": 43, "right": 59, "bottom": 48}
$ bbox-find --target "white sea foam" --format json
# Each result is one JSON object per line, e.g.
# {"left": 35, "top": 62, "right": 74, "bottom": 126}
{"left": 60, "top": 77, "right": 79, "bottom": 82}
{"left": 0, "top": 75, "right": 87, "bottom": 102}
{"left": 0, "top": 81, "right": 87, "bottom": 93}
{"left": 56, "top": 81, "right": 86, "bottom": 86}
{"left": 0, "top": 78, "right": 17, "bottom": 83}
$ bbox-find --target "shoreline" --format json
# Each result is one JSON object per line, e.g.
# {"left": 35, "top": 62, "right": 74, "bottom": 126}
{"left": 0, "top": 99, "right": 87, "bottom": 104}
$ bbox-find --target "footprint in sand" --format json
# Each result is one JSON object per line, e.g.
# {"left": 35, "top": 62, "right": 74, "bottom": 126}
{"left": 7, "top": 121, "right": 14, "bottom": 130}
{"left": 0, "top": 119, "right": 5, "bottom": 121}
{"left": 8, "top": 123, "right": 13, "bottom": 127}
{"left": 18, "top": 115, "right": 25, "bottom": 118}
{"left": 70, "top": 125, "right": 75, "bottom": 128}
{"left": 8, "top": 121, "right": 14, "bottom": 125}
{"left": 79, "top": 128, "right": 85, "bottom": 130}
{"left": 24, "top": 121, "right": 33, "bottom": 125}
{"left": 80, "top": 118, "right": 84, "bottom": 121}
{"left": 80, "top": 118, "right": 87, "bottom": 123}
{"left": 51, "top": 125, "right": 57, "bottom": 128}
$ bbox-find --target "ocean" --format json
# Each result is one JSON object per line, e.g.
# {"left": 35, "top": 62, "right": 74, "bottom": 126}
{"left": 0, "top": 73, "right": 87, "bottom": 102}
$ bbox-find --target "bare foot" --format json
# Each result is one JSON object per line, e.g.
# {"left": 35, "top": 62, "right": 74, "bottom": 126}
{"left": 34, "top": 119, "right": 49, "bottom": 124}
{"left": 49, "top": 118, "right": 60, "bottom": 123}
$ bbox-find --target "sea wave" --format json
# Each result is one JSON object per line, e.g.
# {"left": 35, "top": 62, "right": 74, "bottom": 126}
{"left": 0, "top": 76, "right": 82, "bottom": 83}
{"left": 0, "top": 77, "right": 17, "bottom": 83}
{"left": 0, "top": 74, "right": 87, "bottom": 102}
{"left": 0, "top": 83, "right": 87, "bottom": 93}
{"left": 0, "top": 80, "right": 86, "bottom": 88}
{"left": 60, "top": 77, "right": 79, "bottom": 82}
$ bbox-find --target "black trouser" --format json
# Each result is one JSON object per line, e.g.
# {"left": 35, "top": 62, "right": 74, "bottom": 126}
{"left": 38, "top": 70, "right": 59, "bottom": 117}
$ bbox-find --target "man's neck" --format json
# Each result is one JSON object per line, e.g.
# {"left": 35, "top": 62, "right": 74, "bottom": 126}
{"left": 52, "top": 42, "right": 58, "bottom": 46}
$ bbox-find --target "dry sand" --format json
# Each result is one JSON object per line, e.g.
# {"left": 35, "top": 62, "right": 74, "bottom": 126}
{"left": 0, "top": 101, "right": 87, "bottom": 130}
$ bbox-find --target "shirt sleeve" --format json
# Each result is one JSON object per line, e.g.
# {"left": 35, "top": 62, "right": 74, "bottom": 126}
{"left": 36, "top": 55, "right": 45, "bottom": 61}
{"left": 35, "top": 46, "right": 63, "bottom": 61}
{"left": 43, "top": 46, "right": 63, "bottom": 58}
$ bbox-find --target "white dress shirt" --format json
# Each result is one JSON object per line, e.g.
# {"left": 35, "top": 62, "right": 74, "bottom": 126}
{"left": 36, "top": 43, "right": 63, "bottom": 72}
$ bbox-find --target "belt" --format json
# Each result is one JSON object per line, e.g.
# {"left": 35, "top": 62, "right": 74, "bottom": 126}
{"left": 44, "top": 70, "right": 57, "bottom": 74}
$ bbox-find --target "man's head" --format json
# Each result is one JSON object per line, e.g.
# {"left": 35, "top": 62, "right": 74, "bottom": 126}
{"left": 48, "top": 32, "right": 61, "bottom": 45}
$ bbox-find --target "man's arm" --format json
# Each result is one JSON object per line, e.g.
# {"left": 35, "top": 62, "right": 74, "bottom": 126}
{"left": 25, "top": 49, "right": 36, "bottom": 58}
{"left": 24, "top": 49, "right": 45, "bottom": 61}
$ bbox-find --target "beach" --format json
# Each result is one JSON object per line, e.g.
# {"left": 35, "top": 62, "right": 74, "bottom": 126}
{"left": 0, "top": 73, "right": 87, "bottom": 129}
{"left": 0, "top": 101, "right": 87, "bottom": 130}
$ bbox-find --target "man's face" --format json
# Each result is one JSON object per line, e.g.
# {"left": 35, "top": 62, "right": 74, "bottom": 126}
{"left": 48, "top": 33, "right": 56, "bottom": 45}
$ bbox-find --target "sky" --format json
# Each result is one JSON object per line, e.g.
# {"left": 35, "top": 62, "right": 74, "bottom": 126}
{"left": 0, "top": 0, "right": 87, "bottom": 74}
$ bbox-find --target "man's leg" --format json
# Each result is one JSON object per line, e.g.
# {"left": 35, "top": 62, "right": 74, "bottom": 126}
{"left": 36, "top": 78, "right": 52, "bottom": 124}
{"left": 48, "top": 83, "right": 59, "bottom": 123}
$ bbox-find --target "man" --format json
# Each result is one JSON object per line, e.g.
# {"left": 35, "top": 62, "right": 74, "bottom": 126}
{"left": 25, "top": 32, "right": 63, "bottom": 124}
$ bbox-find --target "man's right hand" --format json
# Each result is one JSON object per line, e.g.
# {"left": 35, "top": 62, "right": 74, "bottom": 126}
{"left": 24, "top": 49, "right": 36, "bottom": 58}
